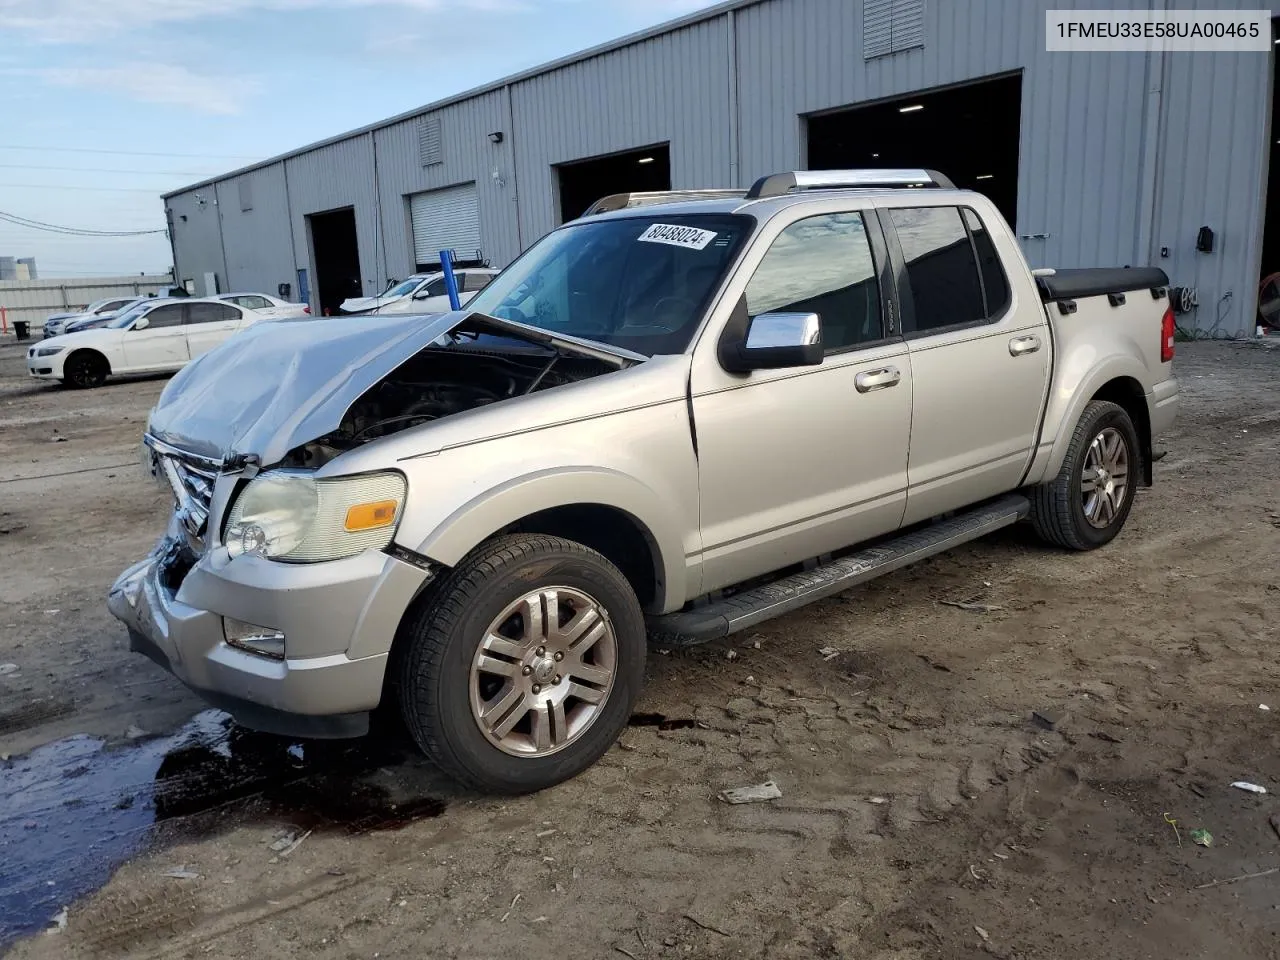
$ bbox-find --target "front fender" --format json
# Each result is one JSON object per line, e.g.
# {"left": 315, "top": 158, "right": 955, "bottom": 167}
{"left": 1024, "top": 350, "right": 1150, "bottom": 486}
{"left": 399, "top": 462, "right": 695, "bottom": 613}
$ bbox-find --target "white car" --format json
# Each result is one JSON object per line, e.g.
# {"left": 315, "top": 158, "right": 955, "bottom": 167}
{"left": 339, "top": 268, "right": 499, "bottom": 315}
{"left": 27, "top": 297, "right": 267, "bottom": 388}
{"left": 44, "top": 296, "right": 145, "bottom": 338}
{"left": 212, "top": 292, "right": 311, "bottom": 319}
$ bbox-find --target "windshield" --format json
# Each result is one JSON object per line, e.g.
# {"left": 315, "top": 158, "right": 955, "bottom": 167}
{"left": 465, "top": 213, "right": 753, "bottom": 356}
{"left": 107, "top": 301, "right": 157, "bottom": 329}
{"left": 384, "top": 277, "right": 426, "bottom": 298}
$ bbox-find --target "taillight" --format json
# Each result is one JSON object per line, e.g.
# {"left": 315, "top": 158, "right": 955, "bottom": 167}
{"left": 1161, "top": 305, "right": 1175, "bottom": 362}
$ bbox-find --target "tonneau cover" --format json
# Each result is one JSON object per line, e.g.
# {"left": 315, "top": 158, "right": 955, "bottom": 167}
{"left": 1036, "top": 267, "right": 1169, "bottom": 302}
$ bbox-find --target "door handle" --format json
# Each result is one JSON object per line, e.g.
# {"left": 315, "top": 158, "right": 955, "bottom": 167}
{"left": 855, "top": 366, "right": 902, "bottom": 393}
{"left": 1009, "top": 335, "right": 1042, "bottom": 356}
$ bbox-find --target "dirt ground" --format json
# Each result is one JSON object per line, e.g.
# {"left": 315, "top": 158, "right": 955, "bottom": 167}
{"left": 1, "top": 337, "right": 1279, "bottom": 960}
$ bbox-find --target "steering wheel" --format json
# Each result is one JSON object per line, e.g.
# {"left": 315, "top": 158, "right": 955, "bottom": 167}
{"left": 648, "top": 295, "right": 697, "bottom": 332}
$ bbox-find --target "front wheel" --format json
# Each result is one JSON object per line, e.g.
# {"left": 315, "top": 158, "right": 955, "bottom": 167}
{"left": 63, "top": 350, "right": 108, "bottom": 389}
{"left": 397, "top": 534, "right": 645, "bottom": 793}
{"left": 1029, "top": 399, "right": 1140, "bottom": 550}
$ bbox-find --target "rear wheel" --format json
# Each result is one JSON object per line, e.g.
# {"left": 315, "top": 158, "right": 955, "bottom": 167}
{"left": 1029, "top": 400, "right": 1140, "bottom": 550}
{"left": 397, "top": 534, "right": 645, "bottom": 793}
{"left": 63, "top": 350, "right": 109, "bottom": 389}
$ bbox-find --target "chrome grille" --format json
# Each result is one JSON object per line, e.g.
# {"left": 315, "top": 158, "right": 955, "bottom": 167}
{"left": 144, "top": 434, "right": 221, "bottom": 545}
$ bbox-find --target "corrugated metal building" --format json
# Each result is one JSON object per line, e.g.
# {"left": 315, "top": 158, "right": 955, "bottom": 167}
{"left": 164, "top": 0, "right": 1278, "bottom": 335}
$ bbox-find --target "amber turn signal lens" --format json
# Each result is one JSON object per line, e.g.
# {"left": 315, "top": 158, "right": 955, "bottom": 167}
{"left": 344, "top": 499, "right": 399, "bottom": 532}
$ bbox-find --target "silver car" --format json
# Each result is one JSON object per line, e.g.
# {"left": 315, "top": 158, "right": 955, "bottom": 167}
{"left": 110, "top": 169, "right": 1179, "bottom": 794}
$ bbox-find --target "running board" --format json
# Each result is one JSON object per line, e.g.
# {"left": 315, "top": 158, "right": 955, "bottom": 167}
{"left": 648, "top": 494, "right": 1030, "bottom": 645}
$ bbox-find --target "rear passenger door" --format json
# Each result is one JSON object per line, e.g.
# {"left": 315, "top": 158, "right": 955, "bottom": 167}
{"left": 883, "top": 203, "right": 1049, "bottom": 525}
{"left": 690, "top": 208, "right": 913, "bottom": 594}
{"left": 184, "top": 301, "right": 245, "bottom": 358}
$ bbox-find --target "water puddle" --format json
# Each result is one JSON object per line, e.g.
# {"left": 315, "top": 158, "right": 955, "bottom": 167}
{"left": 0, "top": 711, "right": 447, "bottom": 950}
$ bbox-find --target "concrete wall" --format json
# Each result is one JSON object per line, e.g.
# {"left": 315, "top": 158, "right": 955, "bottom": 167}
{"left": 164, "top": 0, "right": 1276, "bottom": 334}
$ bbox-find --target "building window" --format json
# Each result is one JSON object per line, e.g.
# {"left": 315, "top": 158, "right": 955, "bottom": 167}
{"left": 238, "top": 179, "right": 252, "bottom": 212}
{"left": 863, "top": 0, "right": 925, "bottom": 60}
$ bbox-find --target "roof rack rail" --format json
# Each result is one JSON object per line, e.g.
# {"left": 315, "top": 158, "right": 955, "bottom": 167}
{"left": 744, "top": 168, "right": 955, "bottom": 200}
{"left": 583, "top": 189, "right": 747, "bottom": 216}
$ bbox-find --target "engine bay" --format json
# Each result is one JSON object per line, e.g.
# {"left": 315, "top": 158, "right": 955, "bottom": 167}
{"left": 286, "top": 343, "right": 616, "bottom": 467}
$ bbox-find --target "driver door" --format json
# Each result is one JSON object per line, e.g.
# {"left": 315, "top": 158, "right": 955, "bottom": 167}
{"left": 123, "top": 303, "right": 189, "bottom": 370}
{"left": 689, "top": 207, "right": 913, "bottom": 594}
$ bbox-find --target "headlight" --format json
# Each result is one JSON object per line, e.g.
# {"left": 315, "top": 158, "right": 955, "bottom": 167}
{"left": 34, "top": 346, "right": 65, "bottom": 357}
{"left": 224, "top": 471, "right": 406, "bottom": 562}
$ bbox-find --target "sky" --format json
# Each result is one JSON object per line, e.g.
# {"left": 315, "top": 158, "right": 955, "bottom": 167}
{"left": 0, "top": 0, "right": 719, "bottom": 278}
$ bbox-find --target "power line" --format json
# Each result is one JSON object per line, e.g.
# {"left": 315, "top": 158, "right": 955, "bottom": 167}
{"left": 0, "top": 183, "right": 170, "bottom": 193}
{"left": 0, "top": 163, "right": 216, "bottom": 176}
{"left": 0, "top": 209, "right": 167, "bottom": 236}
{"left": 0, "top": 144, "right": 260, "bottom": 161}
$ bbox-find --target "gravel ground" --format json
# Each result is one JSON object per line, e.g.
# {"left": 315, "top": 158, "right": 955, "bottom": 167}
{"left": 1, "top": 337, "right": 1278, "bottom": 960}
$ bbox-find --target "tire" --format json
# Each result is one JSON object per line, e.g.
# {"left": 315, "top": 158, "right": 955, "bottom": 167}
{"left": 1029, "top": 400, "right": 1140, "bottom": 550}
{"left": 63, "top": 350, "right": 108, "bottom": 389}
{"left": 397, "top": 533, "right": 646, "bottom": 794}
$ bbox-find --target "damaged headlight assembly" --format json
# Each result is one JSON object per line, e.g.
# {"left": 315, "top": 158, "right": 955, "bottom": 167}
{"left": 224, "top": 471, "right": 406, "bottom": 562}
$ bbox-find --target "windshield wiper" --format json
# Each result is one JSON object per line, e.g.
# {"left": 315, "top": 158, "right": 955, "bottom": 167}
{"left": 463, "top": 313, "right": 645, "bottom": 368}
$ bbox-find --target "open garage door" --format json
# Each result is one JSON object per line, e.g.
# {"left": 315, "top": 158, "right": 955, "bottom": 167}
{"left": 807, "top": 73, "right": 1022, "bottom": 229}
{"left": 557, "top": 144, "right": 671, "bottom": 224}
{"left": 411, "top": 183, "right": 482, "bottom": 271}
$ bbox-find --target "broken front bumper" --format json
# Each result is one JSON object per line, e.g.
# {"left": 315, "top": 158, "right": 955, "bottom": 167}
{"left": 107, "top": 519, "right": 432, "bottom": 738}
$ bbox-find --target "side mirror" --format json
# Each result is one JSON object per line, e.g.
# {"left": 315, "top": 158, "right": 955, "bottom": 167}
{"left": 133, "top": 317, "right": 150, "bottom": 331}
{"left": 718, "top": 299, "right": 823, "bottom": 373}
{"left": 412, "top": 290, "right": 430, "bottom": 300}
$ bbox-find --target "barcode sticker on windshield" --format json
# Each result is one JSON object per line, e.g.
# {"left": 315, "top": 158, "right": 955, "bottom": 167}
{"left": 637, "top": 223, "right": 718, "bottom": 251}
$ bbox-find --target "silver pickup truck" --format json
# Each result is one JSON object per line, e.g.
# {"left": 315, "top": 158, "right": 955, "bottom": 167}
{"left": 110, "top": 169, "right": 1180, "bottom": 793}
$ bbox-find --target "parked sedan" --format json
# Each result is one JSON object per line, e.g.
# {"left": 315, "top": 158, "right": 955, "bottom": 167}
{"left": 212, "top": 292, "right": 311, "bottom": 319}
{"left": 44, "top": 296, "right": 146, "bottom": 338}
{"left": 27, "top": 297, "right": 267, "bottom": 388}
{"left": 339, "top": 268, "right": 498, "bottom": 315}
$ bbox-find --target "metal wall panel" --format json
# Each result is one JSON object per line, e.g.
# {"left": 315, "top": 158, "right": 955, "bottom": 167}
{"left": 166, "top": 189, "right": 226, "bottom": 293}
{"left": 167, "top": 0, "right": 1274, "bottom": 335}
{"left": 215, "top": 162, "right": 298, "bottom": 299}
{"left": 733, "top": 0, "right": 1271, "bottom": 332}
{"left": 510, "top": 16, "right": 733, "bottom": 244}
{"left": 283, "top": 134, "right": 379, "bottom": 307}
{"left": 1149, "top": 13, "right": 1272, "bottom": 338}
{"left": 372, "top": 88, "right": 516, "bottom": 284}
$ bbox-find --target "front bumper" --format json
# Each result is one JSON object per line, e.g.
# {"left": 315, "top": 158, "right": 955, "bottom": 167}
{"left": 108, "top": 521, "right": 433, "bottom": 738}
{"left": 26, "top": 349, "right": 64, "bottom": 380}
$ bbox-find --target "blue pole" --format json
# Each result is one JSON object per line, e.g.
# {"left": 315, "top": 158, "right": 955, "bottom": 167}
{"left": 440, "top": 249, "right": 461, "bottom": 311}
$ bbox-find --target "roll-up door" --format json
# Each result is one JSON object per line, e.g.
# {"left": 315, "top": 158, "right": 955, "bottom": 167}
{"left": 410, "top": 183, "right": 481, "bottom": 267}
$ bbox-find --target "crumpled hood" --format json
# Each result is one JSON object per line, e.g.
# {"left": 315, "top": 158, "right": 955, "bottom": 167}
{"left": 147, "top": 312, "right": 462, "bottom": 466}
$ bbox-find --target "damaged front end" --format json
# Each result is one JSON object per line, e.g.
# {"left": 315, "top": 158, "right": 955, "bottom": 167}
{"left": 108, "top": 309, "right": 641, "bottom": 737}
{"left": 286, "top": 338, "right": 622, "bottom": 468}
